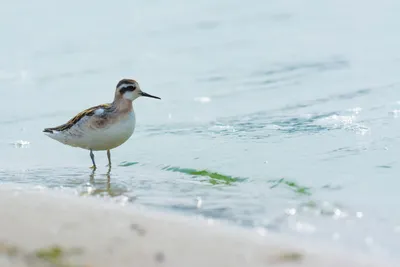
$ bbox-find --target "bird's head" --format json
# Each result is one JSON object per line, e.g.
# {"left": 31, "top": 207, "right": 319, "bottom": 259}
{"left": 115, "top": 79, "right": 161, "bottom": 101}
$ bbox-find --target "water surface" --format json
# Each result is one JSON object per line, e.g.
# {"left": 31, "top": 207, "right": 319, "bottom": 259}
{"left": 1, "top": 0, "right": 400, "bottom": 259}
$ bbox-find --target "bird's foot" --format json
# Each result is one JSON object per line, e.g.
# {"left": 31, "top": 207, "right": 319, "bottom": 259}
{"left": 106, "top": 164, "right": 112, "bottom": 174}
{"left": 90, "top": 165, "right": 97, "bottom": 170}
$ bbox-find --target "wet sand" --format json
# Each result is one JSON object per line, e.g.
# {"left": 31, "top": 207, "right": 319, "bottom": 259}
{"left": 0, "top": 184, "right": 396, "bottom": 267}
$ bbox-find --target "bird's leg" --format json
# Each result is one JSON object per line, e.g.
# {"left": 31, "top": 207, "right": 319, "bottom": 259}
{"left": 90, "top": 149, "right": 96, "bottom": 169}
{"left": 106, "top": 149, "right": 112, "bottom": 168}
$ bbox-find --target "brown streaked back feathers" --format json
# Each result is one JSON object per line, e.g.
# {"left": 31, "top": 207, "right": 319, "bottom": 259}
{"left": 43, "top": 104, "right": 112, "bottom": 133}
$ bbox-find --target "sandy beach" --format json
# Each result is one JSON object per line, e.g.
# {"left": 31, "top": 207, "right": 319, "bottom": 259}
{"left": 0, "top": 184, "right": 396, "bottom": 267}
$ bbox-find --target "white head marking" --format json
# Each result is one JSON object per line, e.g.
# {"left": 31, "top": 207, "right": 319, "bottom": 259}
{"left": 117, "top": 83, "right": 135, "bottom": 91}
{"left": 123, "top": 91, "right": 140, "bottom": 101}
{"left": 116, "top": 80, "right": 141, "bottom": 101}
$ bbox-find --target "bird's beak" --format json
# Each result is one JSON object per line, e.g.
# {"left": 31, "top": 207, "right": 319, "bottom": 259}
{"left": 140, "top": 91, "right": 161, "bottom": 100}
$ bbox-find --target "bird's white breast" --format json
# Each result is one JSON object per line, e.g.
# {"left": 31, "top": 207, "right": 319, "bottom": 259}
{"left": 89, "top": 110, "right": 136, "bottom": 151}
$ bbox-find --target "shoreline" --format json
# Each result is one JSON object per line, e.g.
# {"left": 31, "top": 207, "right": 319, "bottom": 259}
{"left": 0, "top": 183, "right": 396, "bottom": 267}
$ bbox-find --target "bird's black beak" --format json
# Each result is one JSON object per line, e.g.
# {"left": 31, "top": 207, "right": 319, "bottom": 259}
{"left": 140, "top": 91, "right": 161, "bottom": 100}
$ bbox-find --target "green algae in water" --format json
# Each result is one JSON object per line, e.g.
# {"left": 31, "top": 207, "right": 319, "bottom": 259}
{"left": 119, "top": 161, "right": 139, "bottom": 167}
{"left": 268, "top": 178, "right": 312, "bottom": 196}
{"left": 189, "top": 170, "right": 238, "bottom": 184}
{"left": 35, "top": 246, "right": 63, "bottom": 263}
{"left": 164, "top": 166, "right": 311, "bottom": 196}
{"left": 277, "top": 251, "right": 304, "bottom": 262}
{"left": 163, "top": 166, "right": 242, "bottom": 185}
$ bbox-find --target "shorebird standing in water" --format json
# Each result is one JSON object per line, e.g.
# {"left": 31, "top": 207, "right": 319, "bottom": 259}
{"left": 43, "top": 79, "right": 161, "bottom": 169}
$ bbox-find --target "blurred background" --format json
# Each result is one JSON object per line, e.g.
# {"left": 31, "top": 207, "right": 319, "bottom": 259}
{"left": 1, "top": 0, "right": 400, "bottom": 259}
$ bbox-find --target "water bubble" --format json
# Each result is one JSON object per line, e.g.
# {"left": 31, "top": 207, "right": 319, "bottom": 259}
{"left": 196, "top": 197, "right": 202, "bottom": 209}
{"left": 285, "top": 208, "right": 296, "bottom": 216}
{"left": 12, "top": 140, "right": 30, "bottom": 148}
{"left": 389, "top": 110, "right": 400, "bottom": 118}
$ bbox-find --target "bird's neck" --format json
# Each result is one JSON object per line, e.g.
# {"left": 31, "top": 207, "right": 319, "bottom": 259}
{"left": 112, "top": 97, "right": 133, "bottom": 113}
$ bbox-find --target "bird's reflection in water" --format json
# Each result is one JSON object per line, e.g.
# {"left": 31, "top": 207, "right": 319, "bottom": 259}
{"left": 82, "top": 167, "right": 130, "bottom": 198}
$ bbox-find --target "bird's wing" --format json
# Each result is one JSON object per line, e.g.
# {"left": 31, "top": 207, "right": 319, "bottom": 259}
{"left": 43, "top": 103, "right": 112, "bottom": 133}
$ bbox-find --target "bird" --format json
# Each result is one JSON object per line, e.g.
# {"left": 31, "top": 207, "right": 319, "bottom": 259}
{"left": 43, "top": 78, "right": 161, "bottom": 169}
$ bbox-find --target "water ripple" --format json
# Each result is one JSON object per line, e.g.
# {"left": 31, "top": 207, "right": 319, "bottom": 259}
{"left": 250, "top": 58, "right": 349, "bottom": 78}
{"left": 143, "top": 107, "right": 368, "bottom": 141}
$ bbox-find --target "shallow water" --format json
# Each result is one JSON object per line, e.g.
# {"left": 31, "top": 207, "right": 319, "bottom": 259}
{"left": 1, "top": 0, "right": 400, "bottom": 259}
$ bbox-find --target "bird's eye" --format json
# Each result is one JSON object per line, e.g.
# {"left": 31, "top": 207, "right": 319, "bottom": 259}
{"left": 120, "top": 85, "right": 136, "bottom": 94}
